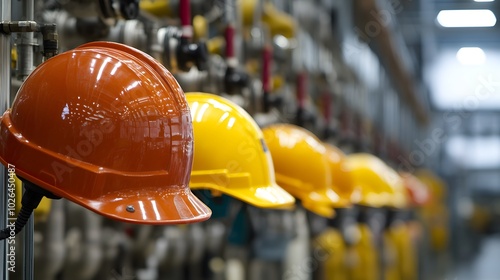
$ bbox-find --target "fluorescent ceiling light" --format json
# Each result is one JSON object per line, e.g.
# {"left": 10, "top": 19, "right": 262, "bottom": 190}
{"left": 474, "top": 0, "right": 494, "bottom": 2}
{"left": 437, "top": 9, "right": 497, "bottom": 27}
{"left": 456, "top": 47, "right": 486, "bottom": 65}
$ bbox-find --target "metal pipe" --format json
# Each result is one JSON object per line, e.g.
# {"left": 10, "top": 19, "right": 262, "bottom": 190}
{"left": 17, "top": 0, "right": 34, "bottom": 80}
{"left": 35, "top": 200, "right": 65, "bottom": 280}
{"left": 224, "top": 0, "right": 238, "bottom": 67}
{"left": 76, "top": 210, "right": 102, "bottom": 280}
{"left": 0, "top": 0, "right": 11, "bottom": 278}
{"left": 179, "top": 0, "right": 192, "bottom": 39}
{"left": 22, "top": 190, "right": 34, "bottom": 280}
{"left": 225, "top": 24, "right": 236, "bottom": 66}
{"left": 262, "top": 44, "right": 272, "bottom": 112}
{"left": 20, "top": 0, "right": 34, "bottom": 276}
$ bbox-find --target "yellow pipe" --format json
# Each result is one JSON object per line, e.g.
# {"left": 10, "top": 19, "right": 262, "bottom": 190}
{"left": 193, "top": 15, "right": 208, "bottom": 40}
{"left": 11, "top": 47, "right": 17, "bottom": 70}
{"left": 206, "top": 36, "right": 225, "bottom": 55}
{"left": 241, "top": 0, "right": 295, "bottom": 38}
{"left": 314, "top": 228, "right": 348, "bottom": 280}
{"left": 140, "top": 0, "right": 173, "bottom": 17}
{"left": 348, "top": 224, "right": 379, "bottom": 280}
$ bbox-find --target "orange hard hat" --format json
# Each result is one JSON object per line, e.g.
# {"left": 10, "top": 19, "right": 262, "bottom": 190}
{"left": 0, "top": 41, "right": 211, "bottom": 225}
{"left": 400, "top": 172, "right": 431, "bottom": 207}
{"left": 415, "top": 169, "right": 446, "bottom": 203}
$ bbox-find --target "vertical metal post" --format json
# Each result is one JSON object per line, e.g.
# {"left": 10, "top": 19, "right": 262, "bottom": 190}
{"left": 20, "top": 0, "right": 35, "bottom": 277}
{"left": 22, "top": 185, "right": 34, "bottom": 280}
{"left": 0, "top": 0, "right": 11, "bottom": 279}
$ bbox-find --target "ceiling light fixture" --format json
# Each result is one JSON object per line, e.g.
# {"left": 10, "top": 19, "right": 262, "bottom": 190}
{"left": 456, "top": 47, "right": 486, "bottom": 65}
{"left": 437, "top": 9, "right": 497, "bottom": 27}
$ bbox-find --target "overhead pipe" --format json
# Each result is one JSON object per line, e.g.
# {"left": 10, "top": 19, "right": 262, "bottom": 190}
{"left": 354, "top": 0, "right": 428, "bottom": 125}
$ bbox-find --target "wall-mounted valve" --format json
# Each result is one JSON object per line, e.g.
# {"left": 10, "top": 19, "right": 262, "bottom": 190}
{"left": 156, "top": 26, "right": 208, "bottom": 72}
{"left": 176, "top": 36, "right": 208, "bottom": 72}
{"left": 99, "top": 0, "right": 140, "bottom": 20}
{"left": 157, "top": 0, "right": 208, "bottom": 72}
{"left": 224, "top": 66, "right": 249, "bottom": 96}
{"left": 59, "top": 0, "right": 140, "bottom": 22}
{"left": 223, "top": 24, "right": 249, "bottom": 96}
{"left": 261, "top": 44, "right": 282, "bottom": 112}
{"left": 295, "top": 71, "right": 316, "bottom": 128}
{"left": 0, "top": 21, "right": 59, "bottom": 60}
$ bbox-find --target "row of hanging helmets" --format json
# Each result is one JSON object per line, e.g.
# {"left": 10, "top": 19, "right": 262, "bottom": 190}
{"left": 0, "top": 40, "right": 418, "bottom": 231}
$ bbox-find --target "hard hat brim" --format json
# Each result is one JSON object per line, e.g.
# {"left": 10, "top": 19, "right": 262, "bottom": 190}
{"left": 11, "top": 164, "right": 212, "bottom": 224}
{"left": 306, "top": 188, "right": 351, "bottom": 209}
{"left": 190, "top": 180, "right": 296, "bottom": 209}
{"left": 301, "top": 199, "right": 336, "bottom": 218}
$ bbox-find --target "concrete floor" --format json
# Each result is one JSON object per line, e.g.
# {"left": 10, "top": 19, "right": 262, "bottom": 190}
{"left": 448, "top": 234, "right": 500, "bottom": 280}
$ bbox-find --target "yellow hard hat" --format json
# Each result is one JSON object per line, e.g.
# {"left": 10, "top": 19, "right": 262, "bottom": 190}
{"left": 302, "top": 199, "right": 335, "bottom": 218}
{"left": 324, "top": 143, "right": 356, "bottom": 207}
{"left": 262, "top": 124, "right": 341, "bottom": 218}
{"left": 343, "top": 153, "right": 401, "bottom": 208}
{"left": 186, "top": 93, "right": 295, "bottom": 208}
{"left": 385, "top": 165, "right": 408, "bottom": 209}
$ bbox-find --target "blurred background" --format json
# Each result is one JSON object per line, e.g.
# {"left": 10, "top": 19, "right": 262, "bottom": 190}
{"left": 1, "top": 0, "right": 500, "bottom": 279}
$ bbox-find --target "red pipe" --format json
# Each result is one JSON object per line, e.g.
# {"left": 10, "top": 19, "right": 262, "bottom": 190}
{"left": 340, "top": 109, "right": 349, "bottom": 133}
{"left": 179, "top": 0, "right": 192, "bottom": 38}
{"left": 354, "top": 116, "right": 362, "bottom": 140}
{"left": 262, "top": 44, "right": 272, "bottom": 93}
{"left": 322, "top": 91, "right": 331, "bottom": 124}
{"left": 296, "top": 72, "right": 306, "bottom": 109}
{"left": 225, "top": 24, "right": 235, "bottom": 59}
